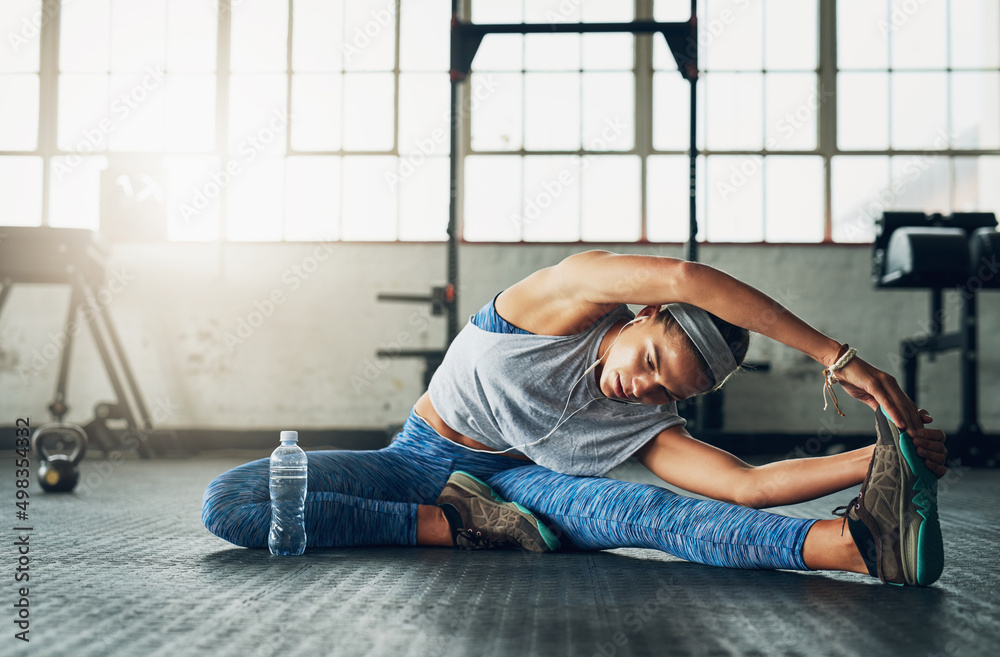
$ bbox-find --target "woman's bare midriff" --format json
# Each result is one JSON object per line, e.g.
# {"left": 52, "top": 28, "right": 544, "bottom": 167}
{"left": 413, "top": 391, "right": 533, "bottom": 462}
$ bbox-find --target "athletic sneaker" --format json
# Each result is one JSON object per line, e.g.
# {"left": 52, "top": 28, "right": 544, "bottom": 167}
{"left": 833, "top": 408, "right": 943, "bottom": 586}
{"left": 435, "top": 471, "right": 561, "bottom": 553}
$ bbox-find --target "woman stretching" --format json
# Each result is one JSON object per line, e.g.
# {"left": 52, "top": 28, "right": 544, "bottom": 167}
{"left": 202, "top": 251, "right": 948, "bottom": 586}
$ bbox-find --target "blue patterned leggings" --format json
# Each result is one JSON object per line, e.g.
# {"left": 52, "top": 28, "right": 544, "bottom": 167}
{"left": 202, "top": 408, "right": 817, "bottom": 571}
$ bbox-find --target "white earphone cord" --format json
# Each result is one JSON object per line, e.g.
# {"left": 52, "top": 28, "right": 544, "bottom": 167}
{"left": 445, "top": 316, "right": 645, "bottom": 456}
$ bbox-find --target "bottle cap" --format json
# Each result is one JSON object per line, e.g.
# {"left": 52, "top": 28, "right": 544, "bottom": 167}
{"left": 279, "top": 431, "right": 298, "bottom": 443}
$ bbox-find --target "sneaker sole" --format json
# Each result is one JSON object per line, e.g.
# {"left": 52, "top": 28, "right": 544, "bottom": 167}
{"left": 879, "top": 407, "right": 943, "bottom": 586}
{"left": 448, "top": 471, "right": 562, "bottom": 552}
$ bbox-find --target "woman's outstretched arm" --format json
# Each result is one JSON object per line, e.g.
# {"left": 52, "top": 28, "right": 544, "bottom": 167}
{"left": 635, "top": 425, "right": 872, "bottom": 509}
{"left": 555, "top": 250, "right": 929, "bottom": 434}
{"left": 636, "top": 409, "right": 947, "bottom": 509}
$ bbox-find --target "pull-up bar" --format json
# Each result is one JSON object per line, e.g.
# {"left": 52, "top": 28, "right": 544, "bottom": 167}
{"left": 450, "top": 20, "right": 698, "bottom": 83}
{"left": 446, "top": 7, "right": 700, "bottom": 343}
{"left": 417, "top": 4, "right": 698, "bottom": 340}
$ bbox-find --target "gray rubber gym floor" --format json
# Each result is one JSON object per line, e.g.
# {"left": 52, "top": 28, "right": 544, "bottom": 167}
{"left": 2, "top": 451, "right": 998, "bottom": 657}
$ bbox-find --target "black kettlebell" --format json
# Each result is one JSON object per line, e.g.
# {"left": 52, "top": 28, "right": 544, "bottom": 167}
{"left": 31, "top": 424, "right": 88, "bottom": 493}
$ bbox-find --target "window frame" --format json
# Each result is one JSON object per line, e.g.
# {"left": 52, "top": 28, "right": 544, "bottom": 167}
{"left": 4, "top": 0, "right": 997, "bottom": 244}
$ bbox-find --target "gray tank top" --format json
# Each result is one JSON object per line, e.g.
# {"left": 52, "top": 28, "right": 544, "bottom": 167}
{"left": 427, "top": 304, "right": 686, "bottom": 476}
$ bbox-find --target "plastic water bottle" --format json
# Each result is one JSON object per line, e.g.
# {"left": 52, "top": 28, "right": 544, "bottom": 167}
{"left": 268, "top": 430, "right": 308, "bottom": 556}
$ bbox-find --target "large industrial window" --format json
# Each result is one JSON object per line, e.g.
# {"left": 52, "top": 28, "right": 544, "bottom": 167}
{"left": 649, "top": 0, "right": 823, "bottom": 243}
{"left": 832, "top": 0, "right": 1000, "bottom": 243}
{"left": 1, "top": 0, "right": 998, "bottom": 243}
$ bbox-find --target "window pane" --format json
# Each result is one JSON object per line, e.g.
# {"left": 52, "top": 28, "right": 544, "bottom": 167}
{"left": 524, "top": 73, "right": 580, "bottom": 150}
{"left": 110, "top": 0, "right": 166, "bottom": 72}
{"left": 399, "top": 157, "right": 449, "bottom": 241}
{"left": 655, "top": 0, "right": 694, "bottom": 21}
{"left": 764, "top": 73, "right": 818, "bottom": 151}
{"left": 764, "top": 156, "right": 823, "bottom": 242}
{"left": 764, "top": 0, "right": 817, "bottom": 71}
{"left": 0, "top": 0, "right": 41, "bottom": 72}
{"left": 399, "top": 73, "right": 450, "bottom": 156}
{"left": 951, "top": 72, "right": 1000, "bottom": 150}
{"left": 831, "top": 156, "right": 889, "bottom": 243}
{"left": 652, "top": 32, "right": 673, "bottom": 72}
{"left": 705, "top": 155, "right": 763, "bottom": 242}
{"left": 342, "top": 156, "right": 398, "bottom": 240}
{"left": 953, "top": 156, "right": 1000, "bottom": 216}
{"left": 284, "top": 156, "right": 341, "bottom": 241}
{"left": 582, "top": 35, "right": 633, "bottom": 71}
{"left": 702, "top": 0, "right": 763, "bottom": 71}
{"left": 49, "top": 156, "right": 107, "bottom": 230}
{"left": 951, "top": 0, "right": 1000, "bottom": 68}
{"left": 838, "top": 72, "right": 889, "bottom": 151}
{"left": 647, "top": 155, "right": 693, "bottom": 242}
{"left": 343, "top": 0, "right": 396, "bottom": 72}
{"left": 293, "top": 0, "right": 343, "bottom": 72}
{"left": 228, "top": 74, "right": 288, "bottom": 157}
{"left": 230, "top": 0, "right": 289, "bottom": 72}
{"left": 704, "top": 73, "right": 762, "bottom": 150}
{"left": 653, "top": 72, "right": 691, "bottom": 151}
{"left": 522, "top": 156, "right": 581, "bottom": 242}
{"left": 470, "top": 73, "right": 522, "bottom": 151}
{"left": 525, "top": 35, "right": 580, "bottom": 71}
{"left": 891, "top": 72, "right": 948, "bottom": 150}
{"left": 890, "top": 0, "right": 947, "bottom": 70}
{"left": 582, "top": 0, "right": 632, "bottom": 21}
{"left": 227, "top": 157, "right": 284, "bottom": 241}
{"left": 472, "top": 0, "right": 521, "bottom": 22}
{"left": 0, "top": 74, "right": 39, "bottom": 150}
{"left": 890, "top": 153, "right": 950, "bottom": 214}
{"left": 464, "top": 155, "right": 521, "bottom": 242}
{"left": 168, "top": 156, "right": 215, "bottom": 237}
{"left": 164, "top": 155, "right": 221, "bottom": 241}
{"left": 166, "top": 74, "right": 215, "bottom": 152}
{"left": 581, "top": 156, "right": 640, "bottom": 241}
{"left": 60, "top": 0, "right": 110, "bottom": 72}
{"left": 400, "top": 0, "right": 450, "bottom": 71}
{"left": 471, "top": 35, "right": 524, "bottom": 72}
{"left": 837, "top": 0, "right": 888, "bottom": 70}
{"left": 291, "top": 74, "right": 342, "bottom": 151}
{"left": 167, "top": 0, "right": 218, "bottom": 73}
{"left": 582, "top": 73, "right": 633, "bottom": 151}
{"left": 58, "top": 74, "right": 110, "bottom": 152}
{"left": 0, "top": 156, "right": 43, "bottom": 226}
{"left": 109, "top": 72, "right": 167, "bottom": 151}
{"left": 525, "top": 0, "right": 579, "bottom": 22}
{"left": 343, "top": 73, "right": 394, "bottom": 150}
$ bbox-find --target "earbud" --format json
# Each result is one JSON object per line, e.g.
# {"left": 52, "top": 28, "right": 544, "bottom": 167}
{"left": 449, "top": 312, "right": 650, "bottom": 457}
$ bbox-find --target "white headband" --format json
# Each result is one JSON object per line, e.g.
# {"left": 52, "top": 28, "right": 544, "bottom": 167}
{"left": 665, "top": 303, "right": 739, "bottom": 385}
